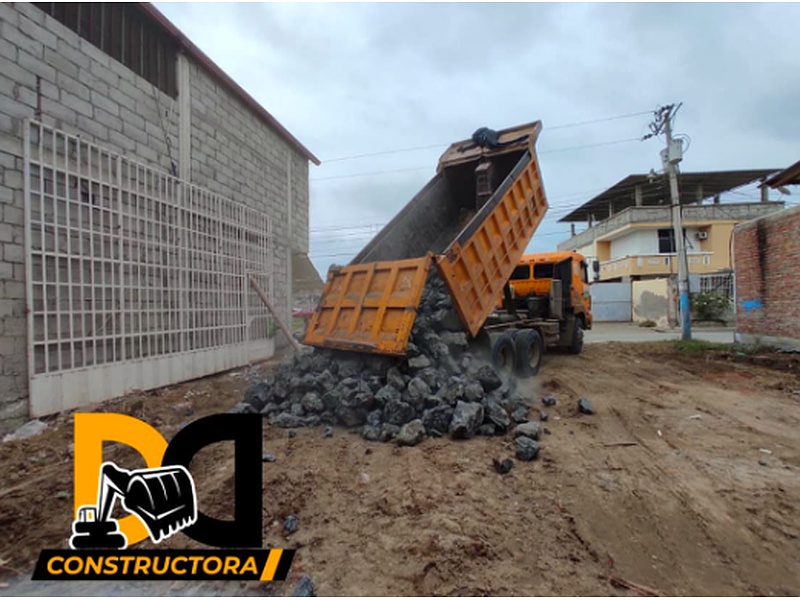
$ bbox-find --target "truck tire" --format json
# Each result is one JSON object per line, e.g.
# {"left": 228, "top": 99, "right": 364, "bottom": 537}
{"left": 514, "top": 328, "right": 544, "bottom": 377}
{"left": 491, "top": 332, "right": 516, "bottom": 377}
{"left": 569, "top": 320, "right": 584, "bottom": 355}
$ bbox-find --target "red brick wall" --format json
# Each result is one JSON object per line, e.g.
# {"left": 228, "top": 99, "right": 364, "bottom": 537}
{"left": 734, "top": 205, "right": 800, "bottom": 341}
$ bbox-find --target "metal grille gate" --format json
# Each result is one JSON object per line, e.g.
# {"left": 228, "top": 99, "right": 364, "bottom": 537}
{"left": 23, "top": 120, "right": 276, "bottom": 416}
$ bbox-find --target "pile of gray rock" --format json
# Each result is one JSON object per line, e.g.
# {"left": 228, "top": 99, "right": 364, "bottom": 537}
{"left": 236, "top": 275, "right": 543, "bottom": 457}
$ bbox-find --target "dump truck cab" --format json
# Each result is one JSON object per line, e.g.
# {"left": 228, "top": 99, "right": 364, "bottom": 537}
{"left": 506, "top": 251, "right": 593, "bottom": 331}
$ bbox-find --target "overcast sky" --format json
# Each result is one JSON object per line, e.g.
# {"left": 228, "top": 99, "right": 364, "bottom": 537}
{"left": 155, "top": 2, "right": 799, "bottom": 276}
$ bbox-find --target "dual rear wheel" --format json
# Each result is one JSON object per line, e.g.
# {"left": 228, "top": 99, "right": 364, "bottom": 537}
{"left": 490, "top": 328, "right": 544, "bottom": 378}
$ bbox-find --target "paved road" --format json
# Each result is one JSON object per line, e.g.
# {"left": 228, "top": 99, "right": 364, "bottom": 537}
{"left": 586, "top": 322, "right": 734, "bottom": 344}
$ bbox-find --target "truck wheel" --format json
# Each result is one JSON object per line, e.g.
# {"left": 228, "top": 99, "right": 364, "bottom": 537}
{"left": 491, "top": 332, "right": 516, "bottom": 377}
{"left": 569, "top": 320, "right": 584, "bottom": 354}
{"left": 514, "top": 328, "right": 544, "bottom": 377}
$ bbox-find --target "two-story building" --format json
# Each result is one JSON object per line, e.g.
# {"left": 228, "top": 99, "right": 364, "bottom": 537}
{"left": 558, "top": 170, "right": 783, "bottom": 282}
{"left": 557, "top": 170, "right": 784, "bottom": 323}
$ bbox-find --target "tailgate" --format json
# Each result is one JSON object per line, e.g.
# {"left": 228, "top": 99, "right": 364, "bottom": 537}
{"left": 303, "top": 257, "right": 431, "bottom": 355}
{"left": 435, "top": 149, "right": 548, "bottom": 337}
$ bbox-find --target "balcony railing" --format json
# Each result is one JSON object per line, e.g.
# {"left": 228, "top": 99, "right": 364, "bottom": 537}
{"left": 598, "top": 253, "right": 713, "bottom": 278}
{"left": 559, "top": 202, "right": 784, "bottom": 251}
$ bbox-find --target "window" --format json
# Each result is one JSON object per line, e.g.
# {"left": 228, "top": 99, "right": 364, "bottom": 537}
{"left": 656, "top": 228, "right": 689, "bottom": 254}
{"left": 580, "top": 261, "right": 588, "bottom": 283}
{"left": 510, "top": 264, "right": 530, "bottom": 280}
{"left": 34, "top": 3, "right": 178, "bottom": 98}
{"left": 657, "top": 228, "right": 675, "bottom": 253}
{"left": 533, "top": 264, "right": 553, "bottom": 279}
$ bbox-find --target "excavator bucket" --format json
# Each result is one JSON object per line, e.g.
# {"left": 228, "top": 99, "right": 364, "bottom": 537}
{"left": 121, "top": 466, "right": 197, "bottom": 543}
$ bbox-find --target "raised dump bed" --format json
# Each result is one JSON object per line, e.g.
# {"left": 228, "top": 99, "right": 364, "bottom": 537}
{"left": 304, "top": 121, "right": 549, "bottom": 355}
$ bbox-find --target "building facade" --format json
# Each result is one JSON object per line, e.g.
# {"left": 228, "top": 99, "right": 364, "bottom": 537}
{"left": 0, "top": 3, "right": 318, "bottom": 430}
{"left": 559, "top": 203, "right": 783, "bottom": 282}
{"left": 557, "top": 170, "right": 784, "bottom": 283}
{"left": 733, "top": 205, "right": 800, "bottom": 350}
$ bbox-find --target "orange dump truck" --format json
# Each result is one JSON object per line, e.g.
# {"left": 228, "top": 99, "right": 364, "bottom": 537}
{"left": 486, "top": 251, "right": 594, "bottom": 375}
{"left": 303, "top": 121, "right": 551, "bottom": 370}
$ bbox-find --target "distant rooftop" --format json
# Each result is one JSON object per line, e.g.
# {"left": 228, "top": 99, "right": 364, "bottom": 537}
{"left": 762, "top": 160, "right": 800, "bottom": 188}
{"left": 559, "top": 169, "right": 780, "bottom": 223}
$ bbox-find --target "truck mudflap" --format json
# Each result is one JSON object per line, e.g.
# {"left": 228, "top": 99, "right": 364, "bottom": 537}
{"left": 435, "top": 149, "right": 548, "bottom": 337}
{"left": 303, "top": 256, "right": 431, "bottom": 355}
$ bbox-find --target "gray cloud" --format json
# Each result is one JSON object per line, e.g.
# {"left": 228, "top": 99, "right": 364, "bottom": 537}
{"left": 155, "top": 2, "right": 800, "bottom": 275}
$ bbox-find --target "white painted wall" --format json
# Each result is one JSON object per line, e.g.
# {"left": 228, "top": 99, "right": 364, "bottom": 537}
{"left": 610, "top": 229, "right": 658, "bottom": 258}
{"left": 609, "top": 227, "right": 706, "bottom": 259}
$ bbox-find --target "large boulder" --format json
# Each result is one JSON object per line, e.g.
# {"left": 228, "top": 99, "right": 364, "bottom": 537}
{"left": 396, "top": 419, "right": 426, "bottom": 447}
{"left": 301, "top": 392, "right": 324, "bottom": 414}
{"left": 404, "top": 377, "right": 432, "bottom": 407}
{"left": 449, "top": 401, "right": 484, "bottom": 440}
{"left": 476, "top": 365, "right": 502, "bottom": 392}
{"left": 374, "top": 385, "right": 401, "bottom": 408}
{"left": 383, "top": 399, "right": 416, "bottom": 426}
{"left": 421, "top": 405, "right": 454, "bottom": 436}
{"left": 243, "top": 381, "right": 271, "bottom": 411}
{"left": 512, "top": 421, "right": 541, "bottom": 441}
{"left": 484, "top": 398, "right": 511, "bottom": 432}
{"left": 514, "top": 436, "right": 540, "bottom": 461}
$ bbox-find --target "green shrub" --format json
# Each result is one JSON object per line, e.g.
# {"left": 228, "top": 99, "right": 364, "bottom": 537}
{"left": 691, "top": 292, "right": 732, "bottom": 322}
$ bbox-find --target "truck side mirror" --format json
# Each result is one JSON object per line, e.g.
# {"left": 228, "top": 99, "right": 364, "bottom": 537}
{"left": 592, "top": 260, "right": 600, "bottom": 274}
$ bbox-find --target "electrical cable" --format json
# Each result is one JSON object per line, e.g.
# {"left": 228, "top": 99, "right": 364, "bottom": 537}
{"left": 311, "top": 136, "right": 645, "bottom": 182}
{"left": 321, "top": 110, "right": 653, "bottom": 163}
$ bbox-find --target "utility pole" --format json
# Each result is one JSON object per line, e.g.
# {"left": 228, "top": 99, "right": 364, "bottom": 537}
{"left": 645, "top": 104, "right": 691, "bottom": 340}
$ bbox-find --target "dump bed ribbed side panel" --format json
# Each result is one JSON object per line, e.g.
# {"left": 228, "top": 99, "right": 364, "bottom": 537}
{"left": 435, "top": 150, "right": 548, "bottom": 337}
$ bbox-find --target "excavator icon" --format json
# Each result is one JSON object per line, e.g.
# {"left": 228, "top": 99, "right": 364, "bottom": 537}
{"left": 69, "top": 462, "right": 198, "bottom": 550}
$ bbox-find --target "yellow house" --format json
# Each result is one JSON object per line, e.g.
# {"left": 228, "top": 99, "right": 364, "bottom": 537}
{"left": 558, "top": 170, "right": 784, "bottom": 282}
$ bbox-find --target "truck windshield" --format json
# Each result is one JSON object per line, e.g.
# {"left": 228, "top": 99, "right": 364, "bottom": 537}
{"left": 510, "top": 265, "right": 530, "bottom": 280}
{"left": 533, "top": 264, "right": 553, "bottom": 279}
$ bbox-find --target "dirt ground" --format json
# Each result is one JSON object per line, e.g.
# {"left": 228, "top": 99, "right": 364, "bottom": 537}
{"left": 2, "top": 342, "right": 800, "bottom": 596}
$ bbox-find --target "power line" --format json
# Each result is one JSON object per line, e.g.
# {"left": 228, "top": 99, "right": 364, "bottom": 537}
{"left": 311, "top": 136, "right": 644, "bottom": 182}
{"left": 321, "top": 110, "right": 653, "bottom": 163}
{"left": 539, "top": 137, "right": 641, "bottom": 155}
{"left": 310, "top": 229, "right": 573, "bottom": 259}
{"left": 311, "top": 165, "right": 432, "bottom": 182}
{"left": 547, "top": 110, "right": 653, "bottom": 131}
{"left": 310, "top": 222, "right": 385, "bottom": 233}
{"left": 309, "top": 181, "right": 675, "bottom": 241}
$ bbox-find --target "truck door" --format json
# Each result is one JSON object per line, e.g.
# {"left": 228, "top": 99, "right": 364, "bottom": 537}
{"left": 553, "top": 257, "right": 572, "bottom": 314}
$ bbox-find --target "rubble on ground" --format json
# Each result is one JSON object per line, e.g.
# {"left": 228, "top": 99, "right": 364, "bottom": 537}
{"left": 514, "top": 436, "right": 540, "bottom": 461}
{"left": 2, "top": 419, "right": 48, "bottom": 443}
{"left": 493, "top": 457, "right": 514, "bottom": 474}
{"left": 291, "top": 575, "right": 316, "bottom": 597}
{"left": 578, "top": 397, "right": 595, "bottom": 415}
{"left": 239, "top": 275, "right": 542, "bottom": 448}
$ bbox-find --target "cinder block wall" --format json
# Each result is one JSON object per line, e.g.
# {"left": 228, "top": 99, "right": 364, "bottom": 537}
{"left": 733, "top": 205, "right": 800, "bottom": 349}
{"left": 188, "top": 62, "right": 309, "bottom": 315}
{"left": 0, "top": 3, "right": 307, "bottom": 431}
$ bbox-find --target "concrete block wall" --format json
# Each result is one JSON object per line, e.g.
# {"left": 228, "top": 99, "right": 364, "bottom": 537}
{"left": 733, "top": 205, "right": 800, "bottom": 349}
{"left": 188, "top": 62, "right": 309, "bottom": 331}
{"left": 0, "top": 3, "right": 311, "bottom": 430}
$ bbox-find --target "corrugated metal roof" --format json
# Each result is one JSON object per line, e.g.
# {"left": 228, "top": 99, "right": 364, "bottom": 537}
{"left": 559, "top": 169, "right": 781, "bottom": 223}
{"left": 139, "top": 3, "right": 320, "bottom": 166}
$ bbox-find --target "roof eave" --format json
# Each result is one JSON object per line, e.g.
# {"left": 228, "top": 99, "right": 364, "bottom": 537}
{"left": 761, "top": 159, "right": 800, "bottom": 188}
{"left": 139, "top": 3, "right": 321, "bottom": 166}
